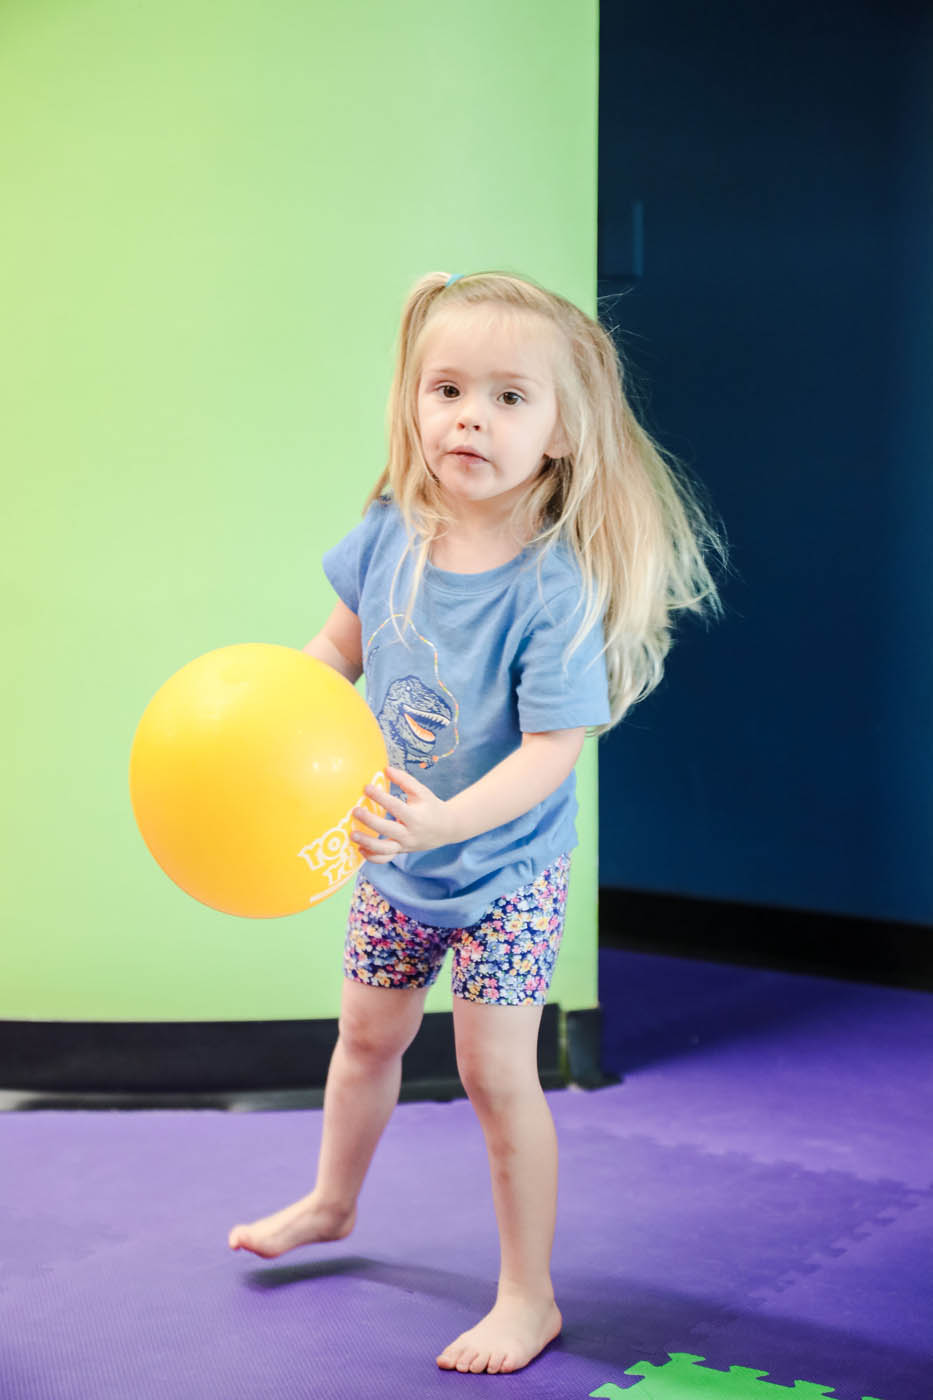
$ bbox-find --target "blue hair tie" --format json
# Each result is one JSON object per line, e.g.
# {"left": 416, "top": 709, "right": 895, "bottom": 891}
{"left": 444, "top": 273, "right": 464, "bottom": 287}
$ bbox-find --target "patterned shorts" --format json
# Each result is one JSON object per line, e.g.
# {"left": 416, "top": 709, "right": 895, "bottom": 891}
{"left": 344, "top": 853, "right": 571, "bottom": 1006}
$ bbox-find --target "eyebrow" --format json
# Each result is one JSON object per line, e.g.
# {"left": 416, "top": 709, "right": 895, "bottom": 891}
{"left": 424, "top": 366, "right": 543, "bottom": 386}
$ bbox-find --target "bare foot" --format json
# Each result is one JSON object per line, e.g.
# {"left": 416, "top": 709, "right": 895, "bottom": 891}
{"left": 436, "top": 1294, "right": 562, "bottom": 1374}
{"left": 228, "top": 1192, "right": 356, "bottom": 1259}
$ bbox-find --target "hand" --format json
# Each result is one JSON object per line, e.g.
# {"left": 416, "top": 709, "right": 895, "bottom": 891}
{"left": 349, "top": 765, "right": 456, "bottom": 863}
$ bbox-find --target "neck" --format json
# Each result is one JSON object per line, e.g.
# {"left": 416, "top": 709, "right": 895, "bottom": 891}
{"left": 437, "top": 490, "right": 541, "bottom": 547}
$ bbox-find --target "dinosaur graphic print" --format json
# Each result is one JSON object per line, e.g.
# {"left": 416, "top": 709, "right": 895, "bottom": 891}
{"left": 365, "top": 615, "right": 460, "bottom": 771}
{"left": 377, "top": 674, "right": 453, "bottom": 768}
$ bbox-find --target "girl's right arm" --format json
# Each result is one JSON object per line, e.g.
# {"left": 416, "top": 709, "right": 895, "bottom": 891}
{"left": 302, "top": 598, "right": 363, "bottom": 685}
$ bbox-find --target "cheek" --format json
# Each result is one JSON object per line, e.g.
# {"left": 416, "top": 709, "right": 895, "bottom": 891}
{"left": 418, "top": 400, "right": 444, "bottom": 442}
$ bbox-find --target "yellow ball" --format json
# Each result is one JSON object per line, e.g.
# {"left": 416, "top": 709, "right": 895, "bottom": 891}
{"left": 129, "top": 644, "right": 388, "bottom": 918}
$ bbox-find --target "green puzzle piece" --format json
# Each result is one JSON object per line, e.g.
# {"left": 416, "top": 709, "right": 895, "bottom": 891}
{"left": 589, "top": 1353, "right": 887, "bottom": 1400}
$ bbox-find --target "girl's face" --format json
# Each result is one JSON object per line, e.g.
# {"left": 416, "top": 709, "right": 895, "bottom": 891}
{"left": 415, "top": 306, "right": 568, "bottom": 526}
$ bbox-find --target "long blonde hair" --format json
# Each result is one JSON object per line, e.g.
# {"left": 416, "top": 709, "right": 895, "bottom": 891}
{"left": 364, "top": 269, "right": 727, "bottom": 733}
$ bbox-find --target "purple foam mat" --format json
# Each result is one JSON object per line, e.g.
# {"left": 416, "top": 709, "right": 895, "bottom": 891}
{"left": 1, "top": 949, "right": 930, "bottom": 1400}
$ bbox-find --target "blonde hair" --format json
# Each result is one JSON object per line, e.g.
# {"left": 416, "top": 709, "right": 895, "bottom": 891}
{"left": 363, "top": 269, "right": 728, "bottom": 734}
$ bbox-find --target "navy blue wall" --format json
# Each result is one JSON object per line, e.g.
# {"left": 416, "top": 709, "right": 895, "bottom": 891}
{"left": 597, "top": 1, "right": 932, "bottom": 926}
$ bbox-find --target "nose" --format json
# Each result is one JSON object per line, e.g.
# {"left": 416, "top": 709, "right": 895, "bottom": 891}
{"left": 454, "top": 393, "right": 483, "bottom": 430}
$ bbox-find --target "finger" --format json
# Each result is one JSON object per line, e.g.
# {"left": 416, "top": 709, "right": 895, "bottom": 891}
{"left": 352, "top": 808, "right": 401, "bottom": 838}
{"left": 362, "top": 784, "right": 402, "bottom": 814}
{"left": 384, "top": 765, "right": 425, "bottom": 794}
{"left": 351, "top": 834, "right": 399, "bottom": 861}
{"left": 350, "top": 821, "right": 402, "bottom": 848}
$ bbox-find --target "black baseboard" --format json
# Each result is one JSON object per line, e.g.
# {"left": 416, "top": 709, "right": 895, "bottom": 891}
{"left": 17, "top": 883, "right": 916, "bottom": 1105}
{"left": 0, "top": 1003, "right": 587, "bottom": 1109}
{"left": 565, "top": 1007, "right": 620, "bottom": 1089}
{"left": 600, "top": 886, "right": 933, "bottom": 991}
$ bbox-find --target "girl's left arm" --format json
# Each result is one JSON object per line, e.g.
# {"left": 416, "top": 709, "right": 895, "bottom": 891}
{"left": 350, "top": 729, "right": 587, "bottom": 861}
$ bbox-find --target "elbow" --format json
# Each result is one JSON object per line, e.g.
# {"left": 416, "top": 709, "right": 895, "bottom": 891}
{"left": 521, "top": 727, "right": 586, "bottom": 783}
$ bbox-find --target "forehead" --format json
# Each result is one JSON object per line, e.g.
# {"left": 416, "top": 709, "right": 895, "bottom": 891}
{"left": 418, "top": 305, "right": 560, "bottom": 381}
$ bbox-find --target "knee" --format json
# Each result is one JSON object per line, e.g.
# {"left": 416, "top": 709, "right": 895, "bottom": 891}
{"left": 338, "top": 996, "right": 422, "bottom": 1064}
{"left": 456, "top": 1043, "right": 538, "bottom": 1115}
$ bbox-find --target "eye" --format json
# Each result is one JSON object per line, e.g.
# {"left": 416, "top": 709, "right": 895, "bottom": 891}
{"left": 433, "top": 383, "right": 524, "bottom": 405}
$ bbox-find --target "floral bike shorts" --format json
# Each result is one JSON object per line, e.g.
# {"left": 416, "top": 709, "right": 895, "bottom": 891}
{"left": 344, "top": 853, "right": 571, "bottom": 1006}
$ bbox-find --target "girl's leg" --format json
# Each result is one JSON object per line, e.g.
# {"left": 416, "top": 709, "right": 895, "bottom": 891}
{"left": 436, "top": 998, "right": 563, "bottom": 1374}
{"left": 228, "top": 977, "right": 428, "bottom": 1258}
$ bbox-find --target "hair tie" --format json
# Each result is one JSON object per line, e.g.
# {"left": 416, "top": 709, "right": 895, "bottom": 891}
{"left": 444, "top": 273, "right": 464, "bottom": 288}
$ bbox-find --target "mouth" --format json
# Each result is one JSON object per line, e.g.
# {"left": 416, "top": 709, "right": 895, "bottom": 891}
{"left": 449, "top": 450, "right": 487, "bottom": 462}
{"left": 403, "top": 706, "right": 449, "bottom": 744}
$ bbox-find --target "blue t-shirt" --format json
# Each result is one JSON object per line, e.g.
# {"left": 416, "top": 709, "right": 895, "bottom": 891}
{"left": 322, "top": 497, "right": 610, "bottom": 927}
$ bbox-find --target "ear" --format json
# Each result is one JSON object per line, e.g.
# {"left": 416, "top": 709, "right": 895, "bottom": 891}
{"left": 543, "top": 402, "right": 571, "bottom": 460}
{"left": 544, "top": 426, "right": 571, "bottom": 460}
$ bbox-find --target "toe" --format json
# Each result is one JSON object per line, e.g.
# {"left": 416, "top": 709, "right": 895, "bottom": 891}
{"left": 437, "top": 1344, "right": 465, "bottom": 1371}
{"left": 487, "top": 1352, "right": 506, "bottom": 1375}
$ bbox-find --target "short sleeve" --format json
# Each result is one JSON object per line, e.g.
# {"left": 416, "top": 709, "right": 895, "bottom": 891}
{"left": 515, "top": 585, "right": 611, "bottom": 731}
{"left": 321, "top": 500, "right": 388, "bottom": 614}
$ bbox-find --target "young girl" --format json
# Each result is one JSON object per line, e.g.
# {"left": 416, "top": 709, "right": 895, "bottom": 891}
{"left": 229, "top": 270, "right": 725, "bottom": 1374}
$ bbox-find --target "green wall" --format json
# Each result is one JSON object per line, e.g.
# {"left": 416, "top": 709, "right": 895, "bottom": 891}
{"left": 1, "top": 0, "right": 600, "bottom": 1024}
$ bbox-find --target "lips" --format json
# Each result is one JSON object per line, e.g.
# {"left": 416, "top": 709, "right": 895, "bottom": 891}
{"left": 450, "top": 449, "right": 487, "bottom": 462}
